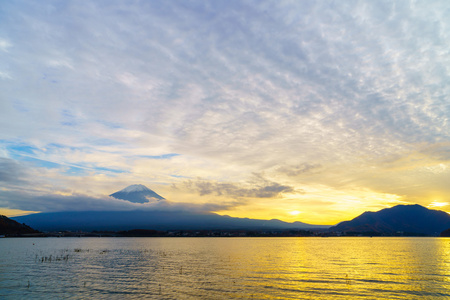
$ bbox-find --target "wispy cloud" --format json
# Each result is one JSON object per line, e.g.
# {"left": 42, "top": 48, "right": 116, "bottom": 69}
{"left": 178, "top": 176, "right": 297, "bottom": 199}
{"left": 0, "top": 189, "right": 243, "bottom": 214}
{"left": 0, "top": 157, "right": 29, "bottom": 184}
{"left": 277, "top": 163, "right": 322, "bottom": 177}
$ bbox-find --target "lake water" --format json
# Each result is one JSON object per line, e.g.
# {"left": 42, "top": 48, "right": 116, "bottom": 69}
{"left": 1, "top": 237, "right": 450, "bottom": 299}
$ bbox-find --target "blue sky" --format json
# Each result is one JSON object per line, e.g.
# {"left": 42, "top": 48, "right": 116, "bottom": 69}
{"left": 1, "top": 0, "right": 450, "bottom": 224}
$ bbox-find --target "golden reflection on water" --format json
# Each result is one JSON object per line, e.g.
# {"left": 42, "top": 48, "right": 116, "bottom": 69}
{"left": 276, "top": 237, "right": 450, "bottom": 298}
{"left": 1, "top": 237, "right": 450, "bottom": 299}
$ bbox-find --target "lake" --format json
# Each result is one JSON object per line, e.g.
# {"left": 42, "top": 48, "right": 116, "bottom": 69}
{"left": 1, "top": 237, "right": 450, "bottom": 299}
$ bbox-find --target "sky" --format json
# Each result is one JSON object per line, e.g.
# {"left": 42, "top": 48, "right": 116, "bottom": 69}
{"left": 1, "top": 0, "right": 450, "bottom": 225}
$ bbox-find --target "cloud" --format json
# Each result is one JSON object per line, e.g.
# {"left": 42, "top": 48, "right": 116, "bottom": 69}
{"left": 0, "top": 157, "right": 29, "bottom": 184}
{"left": 419, "top": 143, "right": 450, "bottom": 162}
{"left": 277, "top": 163, "right": 322, "bottom": 177}
{"left": 0, "top": 190, "right": 133, "bottom": 212}
{"left": 0, "top": 38, "right": 12, "bottom": 52}
{"left": 0, "top": 189, "right": 243, "bottom": 214}
{"left": 2, "top": 1, "right": 449, "bottom": 162}
{"left": 2, "top": 1, "right": 450, "bottom": 221}
{"left": 178, "top": 175, "right": 296, "bottom": 199}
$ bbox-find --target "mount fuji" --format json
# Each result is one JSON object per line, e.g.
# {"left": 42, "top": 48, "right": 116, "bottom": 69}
{"left": 12, "top": 184, "right": 330, "bottom": 231}
{"left": 109, "top": 184, "right": 165, "bottom": 203}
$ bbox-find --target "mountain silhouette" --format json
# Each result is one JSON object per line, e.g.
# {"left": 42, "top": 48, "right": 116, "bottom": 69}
{"left": 12, "top": 210, "right": 329, "bottom": 232}
{"left": 110, "top": 184, "right": 165, "bottom": 203}
{"left": 330, "top": 204, "right": 450, "bottom": 235}
{"left": 0, "top": 214, "right": 40, "bottom": 236}
{"left": 12, "top": 184, "right": 329, "bottom": 231}
{"left": 440, "top": 228, "right": 450, "bottom": 237}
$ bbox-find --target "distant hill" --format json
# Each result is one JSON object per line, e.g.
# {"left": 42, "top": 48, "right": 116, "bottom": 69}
{"left": 440, "top": 228, "right": 450, "bottom": 237}
{"left": 330, "top": 204, "right": 450, "bottom": 236}
{"left": 0, "top": 214, "right": 40, "bottom": 236}
{"left": 12, "top": 210, "right": 329, "bottom": 232}
{"left": 110, "top": 184, "right": 165, "bottom": 203}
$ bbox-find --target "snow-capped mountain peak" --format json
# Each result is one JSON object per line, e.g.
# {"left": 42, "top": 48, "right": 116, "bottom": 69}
{"left": 119, "top": 184, "right": 151, "bottom": 193}
{"left": 110, "top": 184, "right": 165, "bottom": 204}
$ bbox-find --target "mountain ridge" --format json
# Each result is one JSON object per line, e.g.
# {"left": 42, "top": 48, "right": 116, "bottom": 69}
{"left": 12, "top": 210, "right": 329, "bottom": 232}
{"left": 0, "top": 214, "right": 40, "bottom": 236}
{"left": 330, "top": 204, "right": 450, "bottom": 235}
